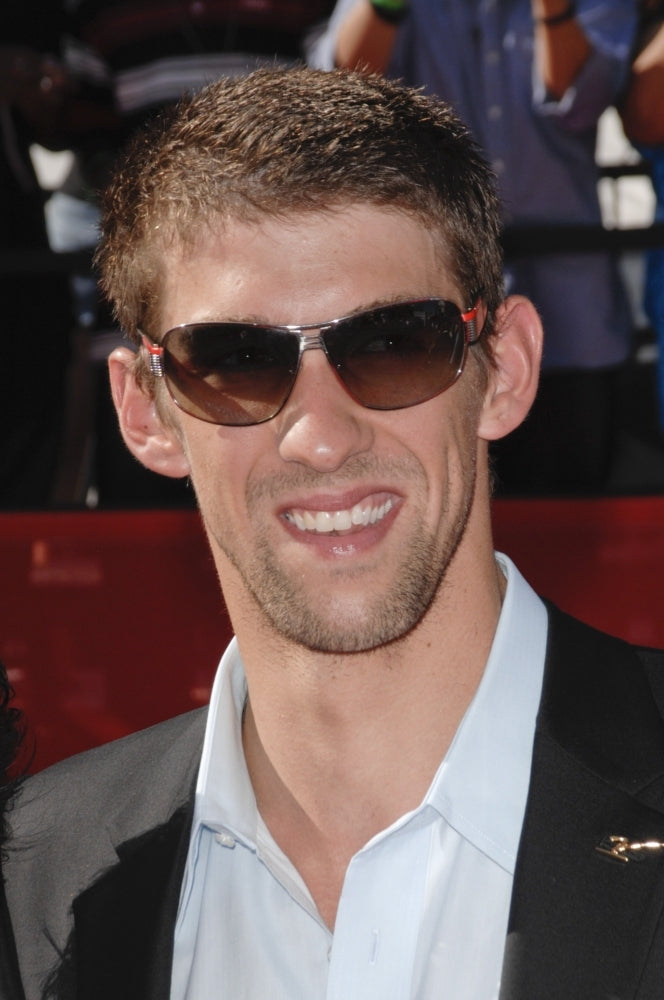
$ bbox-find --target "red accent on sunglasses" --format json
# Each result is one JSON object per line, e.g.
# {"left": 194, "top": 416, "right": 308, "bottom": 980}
{"left": 143, "top": 336, "right": 166, "bottom": 376}
{"left": 460, "top": 300, "right": 481, "bottom": 344}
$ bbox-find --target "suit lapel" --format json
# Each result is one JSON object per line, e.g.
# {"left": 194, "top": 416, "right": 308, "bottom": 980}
{"left": 501, "top": 608, "right": 664, "bottom": 1000}
{"left": 68, "top": 803, "right": 193, "bottom": 1000}
{"left": 501, "top": 729, "right": 664, "bottom": 999}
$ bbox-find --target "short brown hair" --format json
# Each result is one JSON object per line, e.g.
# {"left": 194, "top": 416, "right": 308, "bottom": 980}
{"left": 97, "top": 67, "right": 504, "bottom": 348}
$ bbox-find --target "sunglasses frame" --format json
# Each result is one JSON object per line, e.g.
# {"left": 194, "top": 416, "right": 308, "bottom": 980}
{"left": 140, "top": 295, "right": 484, "bottom": 426}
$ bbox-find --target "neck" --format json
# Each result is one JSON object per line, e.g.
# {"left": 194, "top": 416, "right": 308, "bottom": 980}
{"left": 237, "top": 539, "right": 505, "bottom": 927}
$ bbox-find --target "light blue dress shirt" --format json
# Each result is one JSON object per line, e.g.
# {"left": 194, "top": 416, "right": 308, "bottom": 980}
{"left": 309, "top": 0, "right": 636, "bottom": 370}
{"left": 171, "top": 554, "right": 548, "bottom": 999}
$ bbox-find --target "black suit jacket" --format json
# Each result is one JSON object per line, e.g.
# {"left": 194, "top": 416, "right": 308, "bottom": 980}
{"left": 6, "top": 606, "right": 664, "bottom": 999}
{"left": 0, "top": 875, "right": 25, "bottom": 1000}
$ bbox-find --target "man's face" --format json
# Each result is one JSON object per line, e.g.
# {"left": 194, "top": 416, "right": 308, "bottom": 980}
{"left": 156, "top": 205, "right": 489, "bottom": 653}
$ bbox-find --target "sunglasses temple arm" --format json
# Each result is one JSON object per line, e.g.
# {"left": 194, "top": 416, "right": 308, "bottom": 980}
{"left": 461, "top": 299, "right": 482, "bottom": 344}
{"left": 141, "top": 334, "right": 166, "bottom": 377}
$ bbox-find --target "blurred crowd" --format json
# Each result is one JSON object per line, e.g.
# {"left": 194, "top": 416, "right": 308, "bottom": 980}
{"left": 1, "top": 0, "right": 663, "bottom": 508}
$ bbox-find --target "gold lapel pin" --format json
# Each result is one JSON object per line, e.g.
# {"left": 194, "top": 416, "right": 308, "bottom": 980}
{"left": 596, "top": 835, "right": 664, "bottom": 863}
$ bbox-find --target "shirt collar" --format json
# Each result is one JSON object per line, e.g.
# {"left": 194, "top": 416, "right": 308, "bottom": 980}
{"left": 192, "top": 553, "right": 548, "bottom": 872}
{"left": 426, "top": 553, "right": 548, "bottom": 872}
{"left": 192, "top": 638, "right": 255, "bottom": 843}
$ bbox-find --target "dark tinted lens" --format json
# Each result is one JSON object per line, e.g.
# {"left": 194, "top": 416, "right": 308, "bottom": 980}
{"left": 163, "top": 324, "right": 299, "bottom": 425}
{"left": 323, "top": 300, "right": 466, "bottom": 409}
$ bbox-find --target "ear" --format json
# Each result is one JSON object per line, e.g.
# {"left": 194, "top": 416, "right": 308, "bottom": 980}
{"left": 477, "top": 295, "right": 543, "bottom": 442}
{"left": 108, "top": 347, "right": 191, "bottom": 478}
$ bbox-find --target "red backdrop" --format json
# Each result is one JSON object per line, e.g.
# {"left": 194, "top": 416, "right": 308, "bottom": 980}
{"left": 1, "top": 497, "right": 663, "bottom": 772}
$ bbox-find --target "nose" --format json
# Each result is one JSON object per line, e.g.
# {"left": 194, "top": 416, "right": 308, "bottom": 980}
{"left": 275, "top": 348, "right": 374, "bottom": 472}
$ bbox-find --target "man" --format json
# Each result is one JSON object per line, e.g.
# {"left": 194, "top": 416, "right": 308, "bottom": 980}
{"left": 311, "top": 0, "right": 636, "bottom": 495}
{"left": 5, "top": 67, "right": 664, "bottom": 1000}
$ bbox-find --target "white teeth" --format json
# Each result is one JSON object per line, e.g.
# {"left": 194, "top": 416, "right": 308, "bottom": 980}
{"left": 287, "top": 498, "right": 393, "bottom": 535}
{"left": 350, "top": 503, "right": 367, "bottom": 526}
{"left": 334, "top": 509, "right": 352, "bottom": 531}
{"left": 315, "top": 511, "right": 334, "bottom": 533}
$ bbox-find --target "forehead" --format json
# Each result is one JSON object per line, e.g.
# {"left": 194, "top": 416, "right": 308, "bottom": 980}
{"left": 158, "top": 204, "right": 459, "bottom": 331}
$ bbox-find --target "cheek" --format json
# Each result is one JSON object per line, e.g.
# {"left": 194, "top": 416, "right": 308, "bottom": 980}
{"left": 417, "top": 400, "right": 483, "bottom": 516}
{"left": 417, "top": 384, "right": 484, "bottom": 468}
{"left": 181, "top": 428, "right": 265, "bottom": 526}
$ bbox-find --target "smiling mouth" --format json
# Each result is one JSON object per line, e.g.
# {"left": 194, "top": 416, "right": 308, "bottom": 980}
{"left": 284, "top": 497, "right": 394, "bottom": 535}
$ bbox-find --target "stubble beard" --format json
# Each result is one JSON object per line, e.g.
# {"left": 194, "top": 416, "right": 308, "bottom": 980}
{"left": 211, "top": 459, "right": 477, "bottom": 654}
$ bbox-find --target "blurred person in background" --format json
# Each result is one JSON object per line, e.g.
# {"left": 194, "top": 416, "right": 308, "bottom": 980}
{"left": 0, "top": 6, "right": 74, "bottom": 508}
{"left": 619, "top": 0, "right": 664, "bottom": 428}
{"left": 311, "top": 0, "right": 637, "bottom": 495}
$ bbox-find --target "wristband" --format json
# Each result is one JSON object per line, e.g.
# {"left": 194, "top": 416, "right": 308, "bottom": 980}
{"left": 370, "top": 0, "right": 409, "bottom": 25}
{"left": 536, "top": 1, "right": 576, "bottom": 26}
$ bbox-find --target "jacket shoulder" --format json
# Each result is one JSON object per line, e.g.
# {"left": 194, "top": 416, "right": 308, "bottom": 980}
{"left": 543, "top": 604, "right": 664, "bottom": 792}
{"left": 11, "top": 707, "right": 207, "bottom": 844}
{"left": 4, "top": 708, "right": 206, "bottom": 998}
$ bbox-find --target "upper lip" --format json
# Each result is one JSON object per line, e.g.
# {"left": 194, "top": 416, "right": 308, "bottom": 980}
{"left": 278, "top": 486, "right": 400, "bottom": 516}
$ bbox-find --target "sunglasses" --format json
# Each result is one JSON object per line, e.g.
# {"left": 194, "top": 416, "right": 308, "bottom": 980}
{"left": 141, "top": 296, "right": 484, "bottom": 427}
